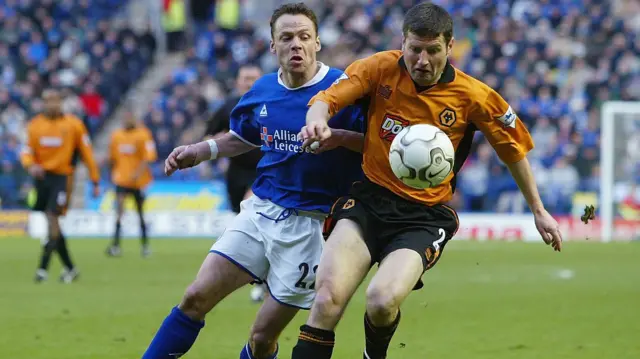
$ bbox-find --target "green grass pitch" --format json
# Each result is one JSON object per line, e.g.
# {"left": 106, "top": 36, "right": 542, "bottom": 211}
{"left": 1, "top": 237, "right": 639, "bottom": 359}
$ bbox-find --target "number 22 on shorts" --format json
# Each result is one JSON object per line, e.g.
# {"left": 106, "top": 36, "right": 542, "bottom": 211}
{"left": 295, "top": 262, "right": 318, "bottom": 289}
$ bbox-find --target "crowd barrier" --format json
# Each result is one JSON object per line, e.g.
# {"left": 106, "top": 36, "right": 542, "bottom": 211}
{"left": 8, "top": 210, "right": 635, "bottom": 241}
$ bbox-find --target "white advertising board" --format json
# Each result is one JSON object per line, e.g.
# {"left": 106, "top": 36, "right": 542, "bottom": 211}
{"left": 28, "top": 211, "right": 639, "bottom": 241}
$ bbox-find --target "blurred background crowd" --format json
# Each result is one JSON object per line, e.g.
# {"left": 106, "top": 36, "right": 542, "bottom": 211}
{"left": 0, "top": 0, "right": 156, "bottom": 208}
{"left": 1, "top": 0, "right": 639, "bottom": 214}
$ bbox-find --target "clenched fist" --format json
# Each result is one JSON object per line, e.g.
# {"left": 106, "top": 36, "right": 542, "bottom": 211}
{"left": 164, "top": 145, "right": 199, "bottom": 176}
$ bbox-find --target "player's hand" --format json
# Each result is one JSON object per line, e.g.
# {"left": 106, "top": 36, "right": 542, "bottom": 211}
{"left": 130, "top": 172, "right": 141, "bottom": 183}
{"left": 164, "top": 145, "right": 198, "bottom": 176}
{"left": 98, "top": 156, "right": 110, "bottom": 168}
{"left": 534, "top": 209, "right": 563, "bottom": 252}
{"left": 92, "top": 183, "right": 100, "bottom": 198}
{"left": 28, "top": 164, "right": 45, "bottom": 179}
{"left": 310, "top": 128, "right": 343, "bottom": 154}
{"left": 300, "top": 120, "right": 332, "bottom": 149}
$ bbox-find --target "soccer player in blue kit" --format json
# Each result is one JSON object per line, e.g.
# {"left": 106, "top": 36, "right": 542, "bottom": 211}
{"left": 141, "top": 3, "right": 365, "bottom": 359}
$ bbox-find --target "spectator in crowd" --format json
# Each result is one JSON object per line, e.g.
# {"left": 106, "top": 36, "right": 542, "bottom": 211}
{"left": 1, "top": 101, "right": 28, "bottom": 143}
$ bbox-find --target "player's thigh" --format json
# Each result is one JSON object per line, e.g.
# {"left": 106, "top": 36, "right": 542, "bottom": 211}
{"left": 45, "top": 175, "right": 69, "bottom": 219}
{"left": 377, "top": 210, "right": 458, "bottom": 292}
{"left": 32, "top": 180, "right": 49, "bottom": 212}
{"left": 183, "top": 206, "right": 270, "bottom": 317}
{"left": 319, "top": 218, "right": 372, "bottom": 294}
{"left": 210, "top": 200, "right": 270, "bottom": 282}
{"left": 366, "top": 248, "right": 424, "bottom": 311}
{"left": 264, "top": 216, "right": 326, "bottom": 309}
{"left": 181, "top": 251, "right": 255, "bottom": 317}
{"left": 317, "top": 195, "right": 375, "bottom": 297}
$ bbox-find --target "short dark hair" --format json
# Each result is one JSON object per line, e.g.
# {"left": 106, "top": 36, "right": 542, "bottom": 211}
{"left": 270, "top": 2, "right": 318, "bottom": 38}
{"left": 403, "top": 2, "right": 453, "bottom": 45}
{"left": 42, "top": 88, "right": 61, "bottom": 99}
{"left": 239, "top": 63, "right": 261, "bottom": 72}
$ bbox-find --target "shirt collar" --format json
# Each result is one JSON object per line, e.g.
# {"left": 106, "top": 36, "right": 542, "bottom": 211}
{"left": 277, "top": 62, "right": 330, "bottom": 90}
{"left": 398, "top": 56, "right": 456, "bottom": 85}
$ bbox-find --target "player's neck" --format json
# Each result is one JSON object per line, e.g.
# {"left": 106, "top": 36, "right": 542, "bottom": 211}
{"left": 44, "top": 112, "right": 63, "bottom": 119}
{"left": 281, "top": 62, "right": 320, "bottom": 89}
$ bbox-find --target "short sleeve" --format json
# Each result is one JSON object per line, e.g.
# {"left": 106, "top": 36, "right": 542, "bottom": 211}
{"left": 470, "top": 89, "right": 534, "bottom": 164}
{"left": 109, "top": 133, "right": 117, "bottom": 162}
{"left": 309, "top": 56, "right": 379, "bottom": 117}
{"left": 229, "top": 90, "right": 261, "bottom": 147}
{"left": 142, "top": 129, "right": 157, "bottom": 162}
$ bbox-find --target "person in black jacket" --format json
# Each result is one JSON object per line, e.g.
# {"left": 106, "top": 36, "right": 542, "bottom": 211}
{"left": 204, "top": 64, "right": 267, "bottom": 303}
{"left": 204, "top": 64, "right": 263, "bottom": 213}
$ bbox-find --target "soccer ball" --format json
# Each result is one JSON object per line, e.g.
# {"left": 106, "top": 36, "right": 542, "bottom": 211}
{"left": 250, "top": 284, "right": 266, "bottom": 303}
{"left": 389, "top": 124, "right": 455, "bottom": 189}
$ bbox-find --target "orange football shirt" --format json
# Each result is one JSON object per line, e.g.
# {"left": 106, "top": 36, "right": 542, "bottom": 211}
{"left": 109, "top": 126, "right": 157, "bottom": 189}
{"left": 310, "top": 50, "right": 534, "bottom": 205}
{"left": 21, "top": 114, "right": 100, "bottom": 183}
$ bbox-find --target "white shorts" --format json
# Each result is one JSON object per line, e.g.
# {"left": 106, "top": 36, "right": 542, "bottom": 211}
{"left": 210, "top": 195, "right": 325, "bottom": 309}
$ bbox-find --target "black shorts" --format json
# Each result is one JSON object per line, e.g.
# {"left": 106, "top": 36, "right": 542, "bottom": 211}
{"left": 33, "top": 173, "right": 71, "bottom": 215}
{"left": 115, "top": 186, "right": 145, "bottom": 206}
{"left": 324, "top": 179, "right": 459, "bottom": 289}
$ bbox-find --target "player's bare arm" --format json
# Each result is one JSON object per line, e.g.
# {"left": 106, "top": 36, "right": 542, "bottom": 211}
{"left": 506, "top": 157, "right": 563, "bottom": 251}
{"left": 312, "top": 128, "right": 364, "bottom": 153}
{"left": 76, "top": 121, "right": 101, "bottom": 197}
{"left": 301, "top": 100, "right": 332, "bottom": 148}
{"left": 21, "top": 124, "right": 45, "bottom": 179}
{"left": 164, "top": 132, "right": 256, "bottom": 176}
{"left": 131, "top": 160, "right": 149, "bottom": 182}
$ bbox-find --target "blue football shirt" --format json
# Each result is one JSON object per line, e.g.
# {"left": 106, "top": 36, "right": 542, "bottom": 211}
{"left": 229, "top": 64, "right": 365, "bottom": 213}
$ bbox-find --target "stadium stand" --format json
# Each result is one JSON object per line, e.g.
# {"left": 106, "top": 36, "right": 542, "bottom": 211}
{"left": 141, "top": 0, "right": 639, "bottom": 214}
{"left": 0, "top": 0, "right": 156, "bottom": 208}
{"left": 2, "top": 0, "right": 639, "bottom": 214}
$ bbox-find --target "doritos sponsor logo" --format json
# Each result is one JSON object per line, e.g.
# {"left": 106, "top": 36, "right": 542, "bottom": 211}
{"left": 379, "top": 114, "right": 409, "bottom": 142}
{"left": 495, "top": 106, "right": 517, "bottom": 129}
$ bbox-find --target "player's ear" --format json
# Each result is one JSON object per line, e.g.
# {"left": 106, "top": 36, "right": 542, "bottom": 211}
{"left": 446, "top": 37, "right": 455, "bottom": 56}
{"left": 315, "top": 36, "right": 321, "bottom": 52}
{"left": 270, "top": 39, "right": 276, "bottom": 54}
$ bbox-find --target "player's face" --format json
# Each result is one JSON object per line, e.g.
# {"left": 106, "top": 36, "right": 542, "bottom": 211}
{"left": 236, "top": 67, "right": 262, "bottom": 95}
{"left": 270, "top": 14, "right": 320, "bottom": 75}
{"left": 42, "top": 90, "right": 63, "bottom": 117}
{"left": 402, "top": 32, "right": 454, "bottom": 86}
{"left": 124, "top": 111, "right": 137, "bottom": 129}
